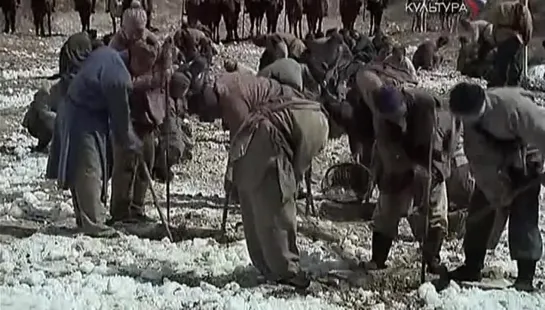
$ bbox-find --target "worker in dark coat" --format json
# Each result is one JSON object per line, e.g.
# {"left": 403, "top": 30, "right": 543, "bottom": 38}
{"left": 188, "top": 72, "right": 328, "bottom": 289}
{"left": 47, "top": 32, "right": 97, "bottom": 181}
{"left": 484, "top": 1, "right": 532, "bottom": 87}
{"left": 362, "top": 85, "right": 457, "bottom": 274}
{"left": 47, "top": 46, "right": 143, "bottom": 237}
{"left": 446, "top": 82, "right": 545, "bottom": 292}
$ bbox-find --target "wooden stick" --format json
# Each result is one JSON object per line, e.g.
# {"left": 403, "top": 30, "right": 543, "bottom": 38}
{"left": 139, "top": 157, "right": 174, "bottom": 242}
{"left": 420, "top": 109, "right": 436, "bottom": 284}
{"left": 221, "top": 186, "right": 232, "bottom": 234}
{"left": 304, "top": 164, "right": 315, "bottom": 216}
{"left": 523, "top": 0, "right": 528, "bottom": 79}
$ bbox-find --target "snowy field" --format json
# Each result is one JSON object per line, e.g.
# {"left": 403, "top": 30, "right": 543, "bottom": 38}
{"left": 1, "top": 10, "right": 545, "bottom": 310}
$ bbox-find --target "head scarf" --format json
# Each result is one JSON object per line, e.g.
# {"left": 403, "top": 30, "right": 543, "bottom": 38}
{"left": 122, "top": 0, "right": 147, "bottom": 39}
{"left": 50, "top": 32, "right": 93, "bottom": 81}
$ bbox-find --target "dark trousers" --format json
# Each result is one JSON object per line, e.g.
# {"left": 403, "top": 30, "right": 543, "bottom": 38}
{"left": 489, "top": 36, "right": 523, "bottom": 87}
{"left": 464, "top": 173, "right": 543, "bottom": 270}
{"left": 2, "top": 7, "right": 16, "bottom": 33}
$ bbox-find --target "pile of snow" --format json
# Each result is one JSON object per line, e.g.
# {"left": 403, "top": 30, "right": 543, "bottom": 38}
{"left": 0, "top": 234, "right": 344, "bottom": 310}
{"left": 0, "top": 67, "right": 56, "bottom": 81}
{"left": 418, "top": 282, "right": 545, "bottom": 310}
{"left": 0, "top": 89, "right": 36, "bottom": 110}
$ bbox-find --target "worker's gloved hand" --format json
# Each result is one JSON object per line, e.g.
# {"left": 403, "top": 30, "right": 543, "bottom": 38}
{"left": 126, "top": 137, "right": 144, "bottom": 156}
{"left": 413, "top": 164, "right": 430, "bottom": 181}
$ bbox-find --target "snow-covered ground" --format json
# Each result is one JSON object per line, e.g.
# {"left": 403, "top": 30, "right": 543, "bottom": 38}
{"left": 1, "top": 10, "right": 545, "bottom": 310}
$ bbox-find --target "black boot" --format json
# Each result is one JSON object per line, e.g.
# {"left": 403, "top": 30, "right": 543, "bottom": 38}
{"left": 447, "top": 249, "right": 485, "bottom": 282}
{"left": 512, "top": 260, "right": 536, "bottom": 292}
{"left": 424, "top": 228, "right": 447, "bottom": 275}
{"left": 278, "top": 270, "right": 311, "bottom": 289}
{"left": 360, "top": 232, "right": 393, "bottom": 270}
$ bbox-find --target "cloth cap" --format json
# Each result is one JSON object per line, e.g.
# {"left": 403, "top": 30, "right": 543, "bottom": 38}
{"left": 374, "top": 85, "right": 407, "bottom": 129}
{"left": 224, "top": 59, "right": 238, "bottom": 72}
{"left": 51, "top": 32, "right": 93, "bottom": 80}
{"left": 122, "top": 0, "right": 147, "bottom": 37}
{"left": 449, "top": 82, "right": 486, "bottom": 116}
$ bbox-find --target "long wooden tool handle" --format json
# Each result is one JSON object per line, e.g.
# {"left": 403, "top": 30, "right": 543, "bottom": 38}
{"left": 221, "top": 186, "right": 232, "bottom": 234}
{"left": 140, "top": 157, "right": 174, "bottom": 242}
{"left": 421, "top": 112, "right": 436, "bottom": 284}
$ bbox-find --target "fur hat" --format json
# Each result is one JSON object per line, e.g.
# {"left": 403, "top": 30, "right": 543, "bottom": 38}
{"left": 449, "top": 82, "right": 486, "bottom": 116}
{"left": 122, "top": 0, "right": 147, "bottom": 36}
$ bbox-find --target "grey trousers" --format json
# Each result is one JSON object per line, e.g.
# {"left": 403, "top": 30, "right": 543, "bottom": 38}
{"left": 233, "top": 125, "right": 300, "bottom": 281}
{"left": 69, "top": 133, "right": 109, "bottom": 232}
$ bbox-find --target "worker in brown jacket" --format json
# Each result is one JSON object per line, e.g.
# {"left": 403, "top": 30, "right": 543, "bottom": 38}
{"left": 173, "top": 25, "right": 216, "bottom": 63}
{"left": 412, "top": 36, "right": 449, "bottom": 71}
{"left": 361, "top": 85, "right": 458, "bottom": 275}
{"left": 187, "top": 72, "right": 327, "bottom": 288}
{"left": 446, "top": 83, "right": 544, "bottom": 292}
{"left": 107, "top": 6, "right": 167, "bottom": 223}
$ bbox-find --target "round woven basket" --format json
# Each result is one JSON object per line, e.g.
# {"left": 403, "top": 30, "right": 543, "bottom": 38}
{"left": 320, "top": 162, "right": 374, "bottom": 204}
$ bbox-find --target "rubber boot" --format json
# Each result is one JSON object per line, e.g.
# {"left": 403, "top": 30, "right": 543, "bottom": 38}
{"left": 424, "top": 228, "right": 447, "bottom": 275}
{"left": 512, "top": 260, "right": 536, "bottom": 292}
{"left": 360, "top": 232, "right": 393, "bottom": 270}
{"left": 447, "top": 249, "right": 485, "bottom": 282}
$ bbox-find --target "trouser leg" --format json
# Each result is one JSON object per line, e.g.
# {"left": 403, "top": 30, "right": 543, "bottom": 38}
{"left": 365, "top": 184, "right": 413, "bottom": 269}
{"left": 237, "top": 189, "right": 272, "bottom": 277}
{"left": 486, "top": 208, "right": 508, "bottom": 250}
{"left": 110, "top": 140, "right": 136, "bottom": 220}
{"left": 508, "top": 180, "right": 542, "bottom": 261}
{"left": 448, "top": 187, "right": 493, "bottom": 281}
{"left": 508, "top": 179, "right": 542, "bottom": 291}
{"left": 131, "top": 130, "right": 155, "bottom": 216}
{"left": 490, "top": 37, "right": 523, "bottom": 87}
{"left": 446, "top": 163, "right": 474, "bottom": 211}
{"left": 424, "top": 181, "right": 448, "bottom": 274}
{"left": 2, "top": 10, "right": 7, "bottom": 33}
{"left": 70, "top": 134, "right": 114, "bottom": 236}
{"left": 250, "top": 166, "right": 300, "bottom": 281}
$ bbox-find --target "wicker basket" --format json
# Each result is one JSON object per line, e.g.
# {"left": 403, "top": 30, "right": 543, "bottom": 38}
{"left": 320, "top": 162, "right": 374, "bottom": 203}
